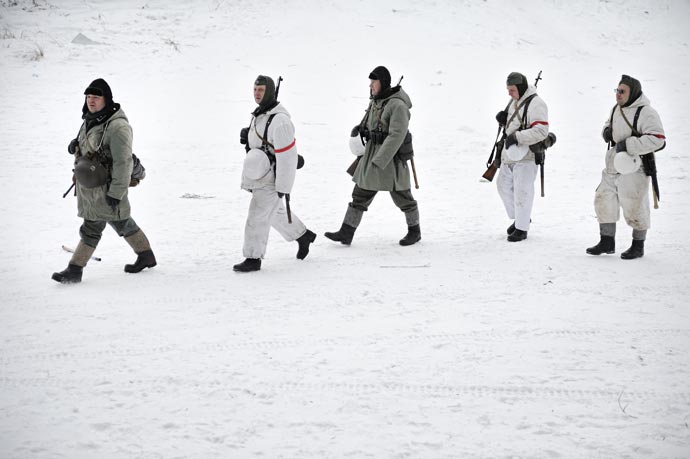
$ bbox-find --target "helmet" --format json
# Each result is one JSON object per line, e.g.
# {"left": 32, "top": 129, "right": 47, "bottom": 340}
{"left": 349, "top": 134, "right": 366, "bottom": 157}
{"left": 504, "top": 143, "right": 529, "bottom": 162}
{"left": 613, "top": 152, "right": 641, "bottom": 175}
{"left": 243, "top": 148, "right": 271, "bottom": 180}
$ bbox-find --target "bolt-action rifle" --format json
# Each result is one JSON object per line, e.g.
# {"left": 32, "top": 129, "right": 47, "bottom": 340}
{"left": 274, "top": 75, "right": 293, "bottom": 223}
{"left": 482, "top": 70, "right": 545, "bottom": 186}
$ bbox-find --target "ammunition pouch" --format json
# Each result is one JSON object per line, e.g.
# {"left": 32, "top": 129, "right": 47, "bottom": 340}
{"left": 363, "top": 125, "right": 413, "bottom": 160}
{"left": 395, "top": 131, "right": 414, "bottom": 162}
{"left": 369, "top": 128, "right": 387, "bottom": 145}
{"left": 640, "top": 152, "right": 657, "bottom": 177}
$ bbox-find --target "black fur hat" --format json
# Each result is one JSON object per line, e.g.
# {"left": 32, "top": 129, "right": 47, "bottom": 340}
{"left": 84, "top": 78, "right": 113, "bottom": 104}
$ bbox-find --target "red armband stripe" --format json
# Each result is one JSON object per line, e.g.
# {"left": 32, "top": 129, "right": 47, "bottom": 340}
{"left": 530, "top": 121, "right": 549, "bottom": 127}
{"left": 274, "top": 139, "right": 296, "bottom": 153}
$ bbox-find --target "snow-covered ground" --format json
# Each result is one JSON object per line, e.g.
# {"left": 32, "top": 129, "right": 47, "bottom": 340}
{"left": 1, "top": 1, "right": 689, "bottom": 457}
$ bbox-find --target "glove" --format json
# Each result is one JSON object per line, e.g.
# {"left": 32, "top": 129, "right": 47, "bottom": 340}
{"left": 68, "top": 138, "right": 79, "bottom": 155}
{"left": 495, "top": 110, "right": 508, "bottom": 126}
{"left": 602, "top": 126, "right": 612, "bottom": 144}
{"left": 615, "top": 139, "right": 627, "bottom": 154}
{"left": 240, "top": 127, "right": 249, "bottom": 145}
{"left": 277, "top": 192, "right": 285, "bottom": 198}
{"left": 105, "top": 195, "right": 120, "bottom": 211}
{"left": 505, "top": 133, "right": 518, "bottom": 149}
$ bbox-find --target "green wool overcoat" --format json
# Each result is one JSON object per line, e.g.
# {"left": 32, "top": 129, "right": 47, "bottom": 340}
{"left": 75, "top": 108, "right": 133, "bottom": 221}
{"left": 353, "top": 87, "right": 412, "bottom": 191}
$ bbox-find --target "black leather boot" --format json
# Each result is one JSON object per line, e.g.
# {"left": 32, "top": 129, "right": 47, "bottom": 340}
{"left": 586, "top": 236, "right": 615, "bottom": 255}
{"left": 51, "top": 264, "right": 83, "bottom": 284}
{"left": 296, "top": 230, "right": 316, "bottom": 260}
{"left": 621, "top": 240, "right": 644, "bottom": 259}
{"left": 125, "top": 249, "right": 157, "bottom": 273}
{"left": 233, "top": 258, "right": 262, "bottom": 272}
{"left": 507, "top": 219, "right": 530, "bottom": 235}
{"left": 507, "top": 229, "right": 527, "bottom": 242}
{"left": 399, "top": 224, "right": 421, "bottom": 246}
{"left": 324, "top": 224, "right": 356, "bottom": 245}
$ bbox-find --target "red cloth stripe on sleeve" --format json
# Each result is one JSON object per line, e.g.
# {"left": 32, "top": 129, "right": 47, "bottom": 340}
{"left": 274, "top": 139, "right": 296, "bottom": 153}
{"left": 530, "top": 121, "right": 549, "bottom": 127}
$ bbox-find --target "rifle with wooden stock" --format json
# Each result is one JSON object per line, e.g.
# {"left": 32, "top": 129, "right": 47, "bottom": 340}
{"left": 482, "top": 70, "right": 545, "bottom": 183}
{"left": 482, "top": 125, "right": 504, "bottom": 182}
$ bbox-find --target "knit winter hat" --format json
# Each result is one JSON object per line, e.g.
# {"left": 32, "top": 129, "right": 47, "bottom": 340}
{"left": 619, "top": 74, "right": 642, "bottom": 107}
{"left": 254, "top": 75, "right": 276, "bottom": 106}
{"left": 84, "top": 78, "right": 113, "bottom": 104}
{"left": 369, "top": 66, "right": 391, "bottom": 89}
{"left": 506, "top": 72, "right": 528, "bottom": 98}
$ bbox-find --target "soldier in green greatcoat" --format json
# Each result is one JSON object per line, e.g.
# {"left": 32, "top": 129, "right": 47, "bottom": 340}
{"left": 52, "top": 78, "right": 156, "bottom": 283}
{"left": 325, "top": 66, "right": 421, "bottom": 246}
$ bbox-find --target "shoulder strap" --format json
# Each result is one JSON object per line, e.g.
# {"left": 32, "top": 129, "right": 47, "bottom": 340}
{"left": 519, "top": 94, "right": 537, "bottom": 129}
{"left": 632, "top": 106, "right": 644, "bottom": 137}
{"left": 263, "top": 113, "right": 277, "bottom": 144}
{"left": 615, "top": 105, "right": 644, "bottom": 137}
{"left": 505, "top": 94, "right": 536, "bottom": 133}
{"left": 253, "top": 113, "right": 278, "bottom": 151}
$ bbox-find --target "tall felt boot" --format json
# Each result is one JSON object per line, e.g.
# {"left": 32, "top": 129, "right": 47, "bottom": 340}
{"left": 324, "top": 224, "right": 356, "bottom": 245}
{"left": 621, "top": 239, "right": 644, "bottom": 259}
{"left": 325, "top": 206, "right": 362, "bottom": 245}
{"left": 124, "top": 230, "right": 157, "bottom": 273}
{"left": 399, "top": 224, "right": 421, "bottom": 246}
{"left": 296, "top": 229, "right": 316, "bottom": 260}
{"left": 586, "top": 235, "right": 615, "bottom": 255}
{"left": 51, "top": 240, "right": 95, "bottom": 283}
{"left": 399, "top": 209, "right": 421, "bottom": 246}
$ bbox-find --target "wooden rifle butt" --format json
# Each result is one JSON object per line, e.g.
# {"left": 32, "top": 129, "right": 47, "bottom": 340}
{"left": 482, "top": 164, "right": 498, "bottom": 182}
{"left": 346, "top": 157, "right": 361, "bottom": 177}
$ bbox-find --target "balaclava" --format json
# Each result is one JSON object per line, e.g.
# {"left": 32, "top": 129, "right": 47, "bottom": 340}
{"left": 619, "top": 74, "right": 642, "bottom": 107}
{"left": 253, "top": 75, "right": 277, "bottom": 115}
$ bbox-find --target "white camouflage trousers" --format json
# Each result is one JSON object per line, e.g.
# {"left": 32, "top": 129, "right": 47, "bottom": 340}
{"left": 243, "top": 188, "right": 307, "bottom": 259}
{"left": 496, "top": 161, "right": 538, "bottom": 231}
{"left": 594, "top": 169, "right": 650, "bottom": 231}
